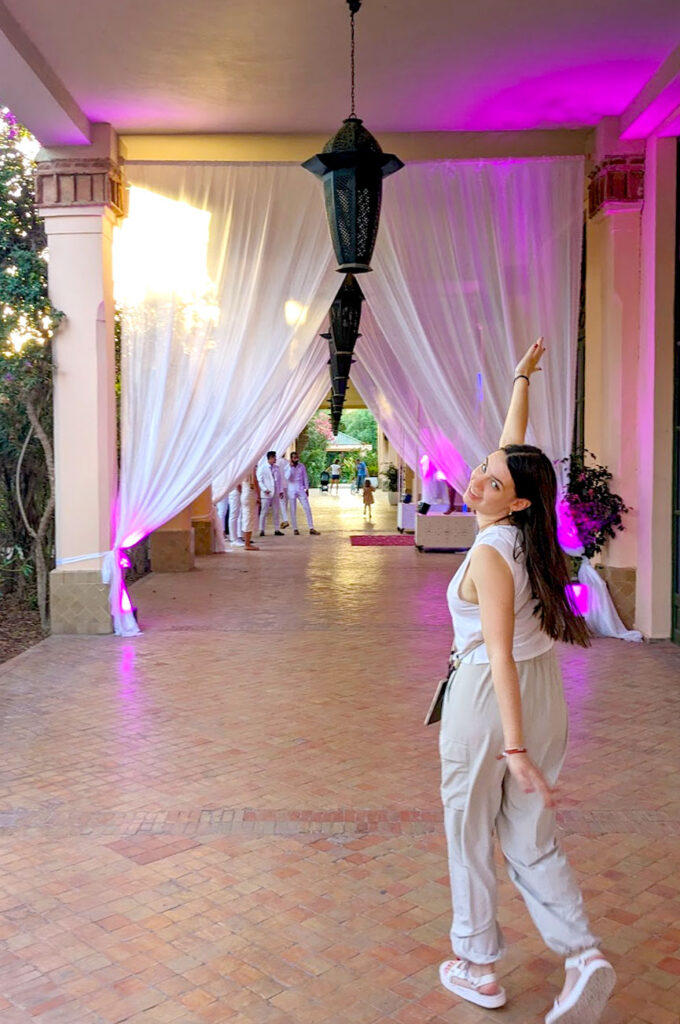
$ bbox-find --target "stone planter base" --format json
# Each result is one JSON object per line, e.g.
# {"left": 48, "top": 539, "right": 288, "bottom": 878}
{"left": 595, "top": 565, "right": 636, "bottom": 629}
{"left": 150, "top": 528, "right": 195, "bottom": 572}
{"left": 50, "top": 568, "right": 112, "bottom": 635}
{"left": 193, "top": 520, "right": 212, "bottom": 557}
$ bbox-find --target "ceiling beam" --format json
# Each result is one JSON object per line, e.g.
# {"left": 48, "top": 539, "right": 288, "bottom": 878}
{"left": 620, "top": 44, "right": 680, "bottom": 140}
{"left": 121, "top": 129, "right": 591, "bottom": 164}
{"left": 0, "top": 0, "right": 90, "bottom": 144}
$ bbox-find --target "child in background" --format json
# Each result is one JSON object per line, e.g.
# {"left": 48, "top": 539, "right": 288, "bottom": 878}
{"left": 363, "top": 478, "right": 375, "bottom": 520}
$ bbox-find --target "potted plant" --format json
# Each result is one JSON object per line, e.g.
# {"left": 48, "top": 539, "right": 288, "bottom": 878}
{"left": 380, "top": 463, "right": 399, "bottom": 505}
{"left": 559, "top": 448, "right": 630, "bottom": 576}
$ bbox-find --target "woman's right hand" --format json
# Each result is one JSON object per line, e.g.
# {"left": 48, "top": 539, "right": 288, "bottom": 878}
{"left": 505, "top": 751, "right": 556, "bottom": 809}
{"left": 514, "top": 338, "right": 545, "bottom": 379}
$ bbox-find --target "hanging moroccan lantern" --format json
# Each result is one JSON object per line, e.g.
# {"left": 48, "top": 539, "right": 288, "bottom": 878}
{"left": 302, "top": 0, "right": 403, "bottom": 273}
{"left": 328, "top": 273, "right": 364, "bottom": 391}
{"left": 322, "top": 273, "right": 364, "bottom": 432}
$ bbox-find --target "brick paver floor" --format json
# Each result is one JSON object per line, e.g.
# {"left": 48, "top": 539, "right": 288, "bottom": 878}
{"left": 1, "top": 487, "right": 678, "bottom": 1023}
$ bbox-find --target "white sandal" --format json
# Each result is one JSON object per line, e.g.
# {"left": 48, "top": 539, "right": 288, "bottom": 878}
{"left": 439, "top": 959, "right": 507, "bottom": 1009}
{"left": 545, "top": 948, "right": 616, "bottom": 1024}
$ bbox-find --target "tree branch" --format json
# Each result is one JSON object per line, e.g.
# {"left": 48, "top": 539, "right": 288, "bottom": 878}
{"left": 25, "top": 396, "right": 54, "bottom": 491}
{"left": 14, "top": 424, "right": 37, "bottom": 541}
{"left": 25, "top": 397, "right": 55, "bottom": 545}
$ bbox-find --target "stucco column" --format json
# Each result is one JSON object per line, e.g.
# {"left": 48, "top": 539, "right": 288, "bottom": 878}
{"left": 636, "top": 137, "right": 676, "bottom": 638}
{"left": 36, "top": 124, "right": 123, "bottom": 634}
{"left": 584, "top": 141, "right": 645, "bottom": 629}
{"left": 585, "top": 129, "right": 677, "bottom": 637}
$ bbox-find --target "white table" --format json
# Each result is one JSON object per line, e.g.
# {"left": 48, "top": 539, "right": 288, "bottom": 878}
{"left": 415, "top": 511, "right": 477, "bottom": 552}
{"left": 397, "top": 501, "right": 449, "bottom": 532}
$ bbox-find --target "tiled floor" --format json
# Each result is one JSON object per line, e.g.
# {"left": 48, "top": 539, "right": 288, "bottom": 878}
{"left": 0, "top": 486, "right": 679, "bottom": 1024}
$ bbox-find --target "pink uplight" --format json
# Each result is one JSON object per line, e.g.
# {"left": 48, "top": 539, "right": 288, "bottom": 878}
{"left": 556, "top": 500, "right": 583, "bottom": 555}
{"left": 566, "top": 582, "right": 589, "bottom": 616}
{"left": 121, "top": 589, "right": 133, "bottom": 614}
{"left": 119, "top": 554, "right": 132, "bottom": 569}
{"left": 435, "top": 470, "right": 447, "bottom": 481}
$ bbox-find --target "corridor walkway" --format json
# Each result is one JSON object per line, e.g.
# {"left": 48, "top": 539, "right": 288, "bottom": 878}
{"left": 0, "top": 488, "right": 678, "bottom": 1024}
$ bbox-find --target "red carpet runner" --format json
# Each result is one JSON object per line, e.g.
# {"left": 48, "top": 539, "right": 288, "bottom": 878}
{"left": 349, "top": 534, "right": 415, "bottom": 546}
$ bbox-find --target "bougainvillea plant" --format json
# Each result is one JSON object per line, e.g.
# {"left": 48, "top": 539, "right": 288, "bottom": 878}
{"left": 560, "top": 448, "right": 630, "bottom": 560}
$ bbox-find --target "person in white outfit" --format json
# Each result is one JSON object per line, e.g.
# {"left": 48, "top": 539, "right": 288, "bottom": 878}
{"left": 435, "top": 340, "right": 615, "bottom": 1022}
{"left": 278, "top": 454, "right": 290, "bottom": 528}
{"left": 328, "top": 460, "right": 341, "bottom": 494}
{"left": 285, "top": 452, "right": 320, "bottom": 535}
{"left": 227, "top": 485, "right": 244, "bottom": 546}
{"left": 239, "top": 467, "right": 260, "bottom": 550}
{"left": 257, "top": 452, "right": 285, "bottom": 537}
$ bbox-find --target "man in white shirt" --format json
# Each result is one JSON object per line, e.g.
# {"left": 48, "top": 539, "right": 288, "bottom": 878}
{"left": 257, "top": 452, "right": 285, "bottom": 537}
{"left": 285, "top": 452, "right": 320, "bottom": 535}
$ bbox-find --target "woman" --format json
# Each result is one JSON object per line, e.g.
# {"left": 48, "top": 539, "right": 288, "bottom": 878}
{"left": 438, "top": 340, "right": 615, "bottom": 1023}
{"left": 328, "top": 460, "right": 341, "bottom": 495}
{"left": 239, "top": 466, "right": 260, "bottom": 551}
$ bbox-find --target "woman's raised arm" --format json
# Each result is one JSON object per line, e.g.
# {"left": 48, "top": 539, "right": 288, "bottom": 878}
{"left": 499, "top": 338, "right": 545, "bottom": 448}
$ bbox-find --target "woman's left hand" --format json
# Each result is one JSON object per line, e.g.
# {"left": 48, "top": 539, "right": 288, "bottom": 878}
{"left": 505, "top": 752, "right": 557, "bottom": 809}
{"left": 514, "top": 338, "right": 545, "bottom": 379}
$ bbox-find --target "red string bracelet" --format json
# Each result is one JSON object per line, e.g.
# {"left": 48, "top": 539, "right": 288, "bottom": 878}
{"left": 496, "top": 747, "right": 528, "bottom": 760}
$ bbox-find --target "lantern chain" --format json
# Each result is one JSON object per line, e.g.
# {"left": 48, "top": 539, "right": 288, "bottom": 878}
{"left": 347, "top": 0, "right": 362, "bottom": 117}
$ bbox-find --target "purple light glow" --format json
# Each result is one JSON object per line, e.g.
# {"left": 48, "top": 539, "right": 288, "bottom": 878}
{"left": 566, "top": 582, "right": 589, "bottom": 616}
{"left": 556, "top": 500, "right": 584, "bottom": 556}
{"left": 621, "top": 75, "right": 680, "bottom": 139}
{"left": 419, "top": 428, "right": 470, "bottom": 494}
{"left": 440, "top": 60, "right": 659, "bottom": 133}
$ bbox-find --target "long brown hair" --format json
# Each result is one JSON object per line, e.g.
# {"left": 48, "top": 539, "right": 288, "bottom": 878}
{"left": 503, "top": 444, "right": 590, "bottom": 647}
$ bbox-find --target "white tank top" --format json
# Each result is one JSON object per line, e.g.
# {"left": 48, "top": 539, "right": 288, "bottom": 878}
{"left": 447, "top": 524, "right": 554, "bottom": 664}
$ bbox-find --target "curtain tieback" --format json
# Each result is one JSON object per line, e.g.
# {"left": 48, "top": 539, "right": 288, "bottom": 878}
{"left": 56, "top": 550, "right": 111, "bottom": 567}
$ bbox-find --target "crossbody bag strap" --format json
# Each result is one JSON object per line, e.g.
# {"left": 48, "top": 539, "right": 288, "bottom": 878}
{"left": 449, "top": 636, "right": 486, "bottom": 673}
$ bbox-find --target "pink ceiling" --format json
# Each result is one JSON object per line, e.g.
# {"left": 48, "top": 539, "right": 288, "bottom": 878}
{"left": 2, "top": 0, "right": 679, "bottom": 135}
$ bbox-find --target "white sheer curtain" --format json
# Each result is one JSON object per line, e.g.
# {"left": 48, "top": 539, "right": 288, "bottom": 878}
{"left": 357, "top": 157, "right": 584, "bottom": 487}
{"left": 211, "top": 333, "right": 331, "bottom": 503}
{"left": 351, "top": 310, "right": 470, "bottom": 492}
{"left": 110, "top": 164, "right": 338, "bottom": 635}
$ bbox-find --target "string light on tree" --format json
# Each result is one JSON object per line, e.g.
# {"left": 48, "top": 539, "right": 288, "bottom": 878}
{"left": 0, "top": 106, "right": 62, "bottom": 631}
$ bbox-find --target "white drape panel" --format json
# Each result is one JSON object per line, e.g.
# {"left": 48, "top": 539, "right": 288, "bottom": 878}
{"left": 351, "top": 312, "right": 471, "bottom": 492}
{"left": 211, "top": 333, "right": 331, "bottom": 503}
{"left": 111, "top": 164, "right": 338, "bottom": 635}
{"left": 357, "top": 158, "right": 584, "bottom": 488}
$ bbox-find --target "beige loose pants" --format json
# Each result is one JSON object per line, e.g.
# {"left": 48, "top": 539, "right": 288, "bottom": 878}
{"left": 439, "top": 648, "right": 598, "bottom": 964}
